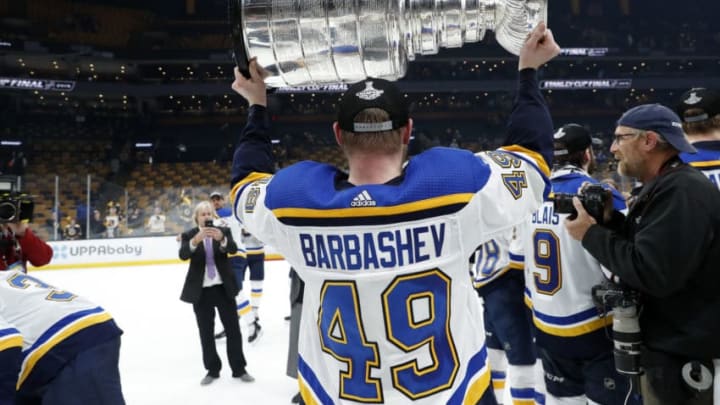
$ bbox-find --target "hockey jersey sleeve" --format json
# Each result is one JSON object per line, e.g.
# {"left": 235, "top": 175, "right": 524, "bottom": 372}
{"left": 468, "top": 67, "right": 553, "bottom": 244}
{"left": 229, "top": 105, "right": 282, "bottom": 248}
{"left": 470, "top": 150, "right": 549, "bottom": 245}
{"left": 230, "top": 105, "right": 275, "bottom": 188}
{"left": 501, "top": 68, "right": 554, "bottom": 170}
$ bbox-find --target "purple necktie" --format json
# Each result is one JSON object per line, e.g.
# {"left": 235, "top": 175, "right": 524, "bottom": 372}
{"left": 204, "top": 237, "right": 217, "bottom": 280}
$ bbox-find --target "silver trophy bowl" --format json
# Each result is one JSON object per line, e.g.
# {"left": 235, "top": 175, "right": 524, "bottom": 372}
{"left": 229, "top": 0, "right": 547, "bottom": 87}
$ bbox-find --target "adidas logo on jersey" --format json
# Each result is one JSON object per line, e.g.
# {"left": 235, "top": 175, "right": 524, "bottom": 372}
{"left": 351, "top": 190, "right": 376, "bottom": 207}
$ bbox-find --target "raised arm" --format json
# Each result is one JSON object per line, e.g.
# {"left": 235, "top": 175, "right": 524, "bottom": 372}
{"left": 230, "top": 62, "right": 275, "bottom": 189}
{"left": 502, "top": 22, "right": 561, "bottom": 168}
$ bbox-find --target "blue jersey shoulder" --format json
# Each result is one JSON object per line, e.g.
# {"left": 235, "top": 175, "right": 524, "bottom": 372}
{"left": 216, "top": 207, "right": 233, "bottom": 218}
{"left": 265, "top": 147, "right": 491, "bottom": 210}
{"left": 681, "top": 142, "right": 720, "bottom": 165}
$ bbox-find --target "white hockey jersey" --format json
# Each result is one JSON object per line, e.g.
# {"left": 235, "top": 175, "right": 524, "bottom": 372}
{"left": 471, "top": 228, "right": 524, "bottom": 290}
{"left": 232, "top": 147, "right": 549, "bottom": 404}
{"left": 0, "top": 315, "right": 21, "bottom": 353}
{"left": 216, "top": 206, "right": 246, "bottom": 259}
{"left": 241, "top": 230, "right": 265, "bottom": 256}
{"left": 0, "top": 270, "right": 122, "bottom": 392}
{"left": 521, "top": 166, "right": 626, "bottom": 355}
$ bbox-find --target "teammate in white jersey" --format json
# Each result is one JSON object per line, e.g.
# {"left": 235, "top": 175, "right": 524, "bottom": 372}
{"left": 675, "top": 88, "right": 720, "bottom": 189}
{"left": 0, "top": 270, "right": 124, "bottom": 404}
{"left": 210, "top": 191, "right": 253, "bottom": 340}
{"left": 0, "top": 314, "right": 22, "bottom": 405}
{"left": 521, "top": 124, "right": 636, "bottom": 404}
{"left": 472, "top": 229, "right": 539, "bottom": 404}
{"left": 229, "top": 23, "right": 560, "bottom": 404}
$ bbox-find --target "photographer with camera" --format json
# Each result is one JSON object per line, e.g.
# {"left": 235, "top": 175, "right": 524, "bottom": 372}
{"left": 565, "top": 104, "right": 720, "bottom": 404}
{"left": 178, "top": 201, "right": 254, "bottom": 386}
{"left": 0, "top": 191, "right": 52, "bottom": 272}
{"left": 523, "top": 124, "right": 632, "bottom": 404}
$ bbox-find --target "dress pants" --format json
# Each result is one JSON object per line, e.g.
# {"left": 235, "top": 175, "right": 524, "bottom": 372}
{"left": 193, "top": 285, "right": 247, "bottom": 376}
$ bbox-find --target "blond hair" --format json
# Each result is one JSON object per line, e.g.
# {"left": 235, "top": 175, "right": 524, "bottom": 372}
{"left": 193, "top": 201, "right": 214, "bottom": 226}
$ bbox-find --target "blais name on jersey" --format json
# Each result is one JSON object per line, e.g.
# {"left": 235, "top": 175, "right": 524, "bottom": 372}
{"left": 531, "top": 203, "right": 560, "bottom": 225}
{"left": 300, "top": 223, "right": 445, "bottom": 271}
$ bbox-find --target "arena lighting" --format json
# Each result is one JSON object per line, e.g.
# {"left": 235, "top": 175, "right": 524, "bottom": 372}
{"left": 135, "top": 142, "right": 153, "bottom": 148}
{"left": 271, "top": 139, "right": 280, "bottom": 144}
{"left": 1, "top": 141, "right": 22, "bottom": 146}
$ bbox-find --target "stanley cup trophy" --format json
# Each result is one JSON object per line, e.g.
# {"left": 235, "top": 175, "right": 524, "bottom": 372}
{"left": 229, "top": 0, "right": 547, "bottom": 88}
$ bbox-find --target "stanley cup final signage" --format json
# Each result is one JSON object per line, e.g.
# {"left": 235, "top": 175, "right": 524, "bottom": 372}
{"left": 0, "top": 77, "right": 76, "bottom": 92}
{"left": 230, "top": 0, "right": 547, "bottom": 87}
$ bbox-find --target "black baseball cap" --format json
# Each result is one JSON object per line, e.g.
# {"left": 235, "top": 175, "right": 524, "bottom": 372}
{"left": 675, "top": 88, "right": 720, "bottom": 123}
{"left": 617, "top": 104, "right": 696, "bottom": 153}
{"left": 553, "top": 124, "right": 592, "bottom": 156}
{"left": 337, "top": 78, "right": 409, "bottom": 133}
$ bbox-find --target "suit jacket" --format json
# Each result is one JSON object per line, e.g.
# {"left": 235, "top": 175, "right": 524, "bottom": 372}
{"left": 179, "top": 226, "right": 239, "bottom": 303}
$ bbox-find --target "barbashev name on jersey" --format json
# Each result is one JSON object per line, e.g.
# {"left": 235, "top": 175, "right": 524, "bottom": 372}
{"left": 300, "top": 223, "right": 445, "bottom": 270}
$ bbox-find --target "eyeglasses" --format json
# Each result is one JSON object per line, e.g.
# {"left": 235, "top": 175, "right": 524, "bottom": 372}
{"left": 612, "top": 131, "right": 644, "bottom": 144}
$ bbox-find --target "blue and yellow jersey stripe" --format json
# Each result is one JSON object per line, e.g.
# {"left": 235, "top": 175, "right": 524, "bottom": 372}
{"left": 491, "top": 370, "right": 506, "bottom": 390}
{"left": 447, "top": 346, "right": 491, "bottom": 405}
{"left": 245, "top": 246, "right": 265, "bottom": 256}
{"left": 510, "top": 387, "right": 537, "bottom": 405}
{"left": 298, "top": 347, "right": 491, "bottom": 405}
{"left": 236, "top": 300, "right": 252, "bottom": 317}
{"left": 0, "top": 328, "right": 22, "bottom": 352}
{"left": 689, "top": 159, "right": 720, "bottom": 169}
{"left": 524, "top": 295, "right": 612, "bottom": 337}
{"left": 260, "top": 149, "right": 495, "bottom": 226}
{"left": 18, "top": 307, "right": 114, "bottom": 389}
{"left": 500, "top": 145, "right": 551, "bottom": 177}
{"left": 271, "top": 193, "right": 475, "bottom": 226}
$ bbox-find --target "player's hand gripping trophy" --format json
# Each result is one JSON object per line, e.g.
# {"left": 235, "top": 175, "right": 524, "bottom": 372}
{"left": 229, "top": 0, "right": 547, "bottom": 87}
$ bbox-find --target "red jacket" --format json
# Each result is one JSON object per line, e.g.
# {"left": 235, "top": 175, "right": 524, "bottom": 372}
{"left": 0, "top": 228, "right": 53, "bottom": 271}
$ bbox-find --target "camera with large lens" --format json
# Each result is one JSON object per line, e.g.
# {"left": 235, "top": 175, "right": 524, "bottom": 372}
{"left": 592, "top": 280, "right": 643, "bottom": 376}
{"left": 0, "top": 191, "right": 34, "bottom": 223}
{"left": 552, "top": 183, "right": 607, "bottom": 223}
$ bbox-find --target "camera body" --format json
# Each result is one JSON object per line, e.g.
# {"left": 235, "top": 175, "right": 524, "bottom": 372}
{"left": 592, "top": 281, "right": 643, "bottom": 376}
{"left": 204, "top": 219, "right": 215, "bottom": 228}
{"left": 552, "top": 183, "right": 606, "bottom": 223}
{"left": 0, "top": 191, "right": 34, "bottom": 223}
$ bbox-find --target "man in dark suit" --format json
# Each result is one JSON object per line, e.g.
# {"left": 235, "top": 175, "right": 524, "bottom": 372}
{"left": 179, "top": 201, "right": 254, "bottom": 385}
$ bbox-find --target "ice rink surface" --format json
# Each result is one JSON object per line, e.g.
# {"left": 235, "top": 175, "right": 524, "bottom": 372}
{"left": 36, "top": 260, "right": 299, "bottom": 405}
